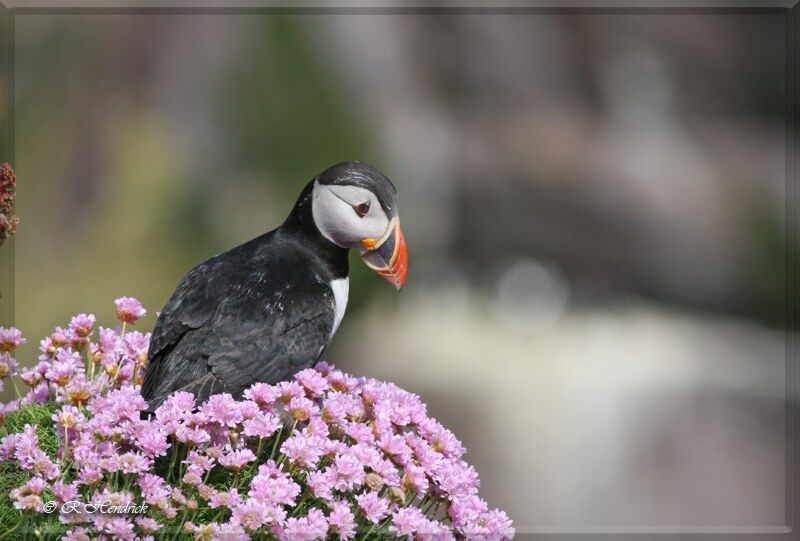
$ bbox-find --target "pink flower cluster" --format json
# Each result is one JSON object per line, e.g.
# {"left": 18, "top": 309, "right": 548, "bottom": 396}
{"left": 0, "top": 300, "right": 514, "bottom": 540}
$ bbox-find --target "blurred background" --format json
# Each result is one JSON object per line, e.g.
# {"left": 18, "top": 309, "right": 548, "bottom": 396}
{"left": 6, "top": 10, "right": 792, "bottom": 532}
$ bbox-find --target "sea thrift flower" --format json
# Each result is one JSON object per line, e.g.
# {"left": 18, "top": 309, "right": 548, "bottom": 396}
{"left": 45, "top": 349, "right": 82, "bottom": 387}
{"left": 114, "top": 296, "right": 146, "bottom": 324}
{"left": 201, "top": 393, "right": 243, "bottom": 427}
{"left": 118, "top": 452, "right": 151, "bottom": 474}
{"left": 328, "top": 500, "right": 357, "bottom": 539}
{"left": 0, "top": 327, "right": 25, "bottom": 352}
{"left": 136, "top": 516, "right": 161, "bottom": 533}
{"left": 69, "top": 313, "right": 95, "bottom": 338}
{"left": 219, "top": 448, "right": 256, "bottom": 471}
{"left": 391, "top": 507, "right": 429, "bottom": 537}
{"left": 242, "top": 411, "right": 280, "bottom": 439}
{"left": 283, "top": 507, "right": 328, "bottom": 541}
{"left": 0, "top": 353, "right": 17, "bottom": 378}
{"left": 281, "top": 432, "right": 325, "bottom": 469}
{"left": 19, "top": 367, "right": 41, "bottom": 387}
{"left": 231, "top": 498, "right": 271, "bottom": 531}
{"left": 0, "top": 301, "right": 513, "bottom": 540}
{"left": 208, "top": 488, "right": 242, "bottom": 510}
{"left": 65, "top": 376, "right": 92, "bottom": 405}
{"left": 244, "top": 382, "right": 280, "bottom": 407}
{"left": 287, "top": 396, "right": 319, "bottom": 421}
{"left": 295, "top": 368, "right": 330, "bottom": 396}
{"left": 357, "top": 492, "right": 390, "bottom": 524}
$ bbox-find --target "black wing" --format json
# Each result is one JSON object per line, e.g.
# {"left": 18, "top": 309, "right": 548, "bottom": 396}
{"left": 142, "top": 235, "right": 336, "bottom": 411}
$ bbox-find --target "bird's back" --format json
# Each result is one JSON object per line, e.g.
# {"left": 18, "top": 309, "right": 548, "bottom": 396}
{"left": 142, "top": 228, "right": 342, "bottom": 411}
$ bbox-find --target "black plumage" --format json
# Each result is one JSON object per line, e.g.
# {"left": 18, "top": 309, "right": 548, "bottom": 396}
{"left": 142, "top": 171, "right": 358, "bottom": 412}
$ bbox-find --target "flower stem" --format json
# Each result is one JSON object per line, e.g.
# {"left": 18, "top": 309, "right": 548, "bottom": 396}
{"left": 167, "top": 437, "right": 180, "bottom": 483}
{"left": 11, "top": 376, "right": 22, "bottom": 401}
{"left": 269, "top": 426, "right": 283, "bottom": 462}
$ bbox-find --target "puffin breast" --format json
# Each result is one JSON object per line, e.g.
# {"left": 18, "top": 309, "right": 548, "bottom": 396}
{"left": 329, "top": 277, "right": 349, "bottom": 338}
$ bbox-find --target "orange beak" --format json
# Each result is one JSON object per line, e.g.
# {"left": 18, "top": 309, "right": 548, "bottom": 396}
{"left": 360, "top": 219, "right": 408, "bottom": 291}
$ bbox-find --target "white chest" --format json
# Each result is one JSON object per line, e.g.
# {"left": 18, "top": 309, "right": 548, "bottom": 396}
{"left": 329, "top": 277, "right": 349, "bottom": 338}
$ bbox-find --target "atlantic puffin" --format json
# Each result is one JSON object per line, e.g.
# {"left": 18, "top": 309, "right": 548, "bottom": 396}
{"left": 141, "top": 161, "right": 407, "bottom": 411}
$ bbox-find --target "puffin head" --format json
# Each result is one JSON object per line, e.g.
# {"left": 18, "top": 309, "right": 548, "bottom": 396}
{"left": 311, "top": 161, "right": 408, "bottom": 290}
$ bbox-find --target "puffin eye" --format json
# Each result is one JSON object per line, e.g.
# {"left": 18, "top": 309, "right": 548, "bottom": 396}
{"left": 353, "top": 201, "right": 370, "bottom": 217}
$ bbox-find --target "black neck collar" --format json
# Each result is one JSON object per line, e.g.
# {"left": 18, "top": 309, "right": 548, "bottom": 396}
{"left": 279, "top": 180, "right": 350, "bottom": 279}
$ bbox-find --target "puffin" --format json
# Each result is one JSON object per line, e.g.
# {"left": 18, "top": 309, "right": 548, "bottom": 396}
{"left": 141, "top": 161, "right": 407, "bottom": 412}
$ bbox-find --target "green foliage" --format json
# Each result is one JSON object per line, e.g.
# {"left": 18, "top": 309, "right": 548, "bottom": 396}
{"left": 0, "top": 461, "right": 28, "bottom": 536}
{"left": 0, "top": 402, "right": 65, "bottom": 540}
{"left": 2, "top": 402, "right": 61, "bottom": 457}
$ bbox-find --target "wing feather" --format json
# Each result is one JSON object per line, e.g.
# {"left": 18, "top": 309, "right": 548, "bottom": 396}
{"left": 142, "top": 237, "right": 337, "bottom": 411}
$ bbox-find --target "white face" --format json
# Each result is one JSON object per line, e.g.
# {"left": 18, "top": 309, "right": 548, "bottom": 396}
{"left": 311, "top": 180, "right": 391, "bottom": 252}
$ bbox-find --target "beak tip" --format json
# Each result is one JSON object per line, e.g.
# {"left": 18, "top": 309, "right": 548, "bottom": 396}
{"left": 361, "top": 220, "right": 408, "bottom": 291}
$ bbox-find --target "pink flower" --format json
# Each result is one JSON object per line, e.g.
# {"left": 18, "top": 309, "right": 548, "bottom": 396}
{"left": 418, "top": 418, "right": 466, "bottom": 459}
{"left": 249, "top": 470, "right": 300, "bottom": 507}
{"left": 307, "top": 470, "right": 335, "bottom": 502}
{"left": 175, "top": 425, "right": 211, "bottom": 446}
{"left": 62, "top": 528, "right": 91, "bottom": 541}
{"left": 136, "top": 426, "right": 169, "bottom": 457}
{"left": 281, "top": 433, "right": 325, "bottom": 469}
{"left": 114, "top": 297, "right": 146, "bottom": 324}
{"left": 277, "top": 380, "right": 305, "bottom": 403}
{"left": 295, "top": 368, "right": 329, "bottom": 397}
{"left": 13, "top": 493, "right": 44, "bottom": 511}
{"left": 19, "top": 368, "right": 41, "bottom": 387}
{"left": 123, "top": 331, "right": 150, "bottom": 363}
{"left": 219, "top": 448, "right": 256, "bottom": 471}
{"left": 52, "top": 405, "right": 85, "bottom": 430}
{"left": 343, "top": 421, "right": 374, "bottom": 444}
{"left": 68, "top": 314, "right": 96, "bottom": 339}
{"left": 0, "top": 353, "right": 18, "bottom": 379}
{"left": 183, "top": 469, "right": 203, "bottom": 486}
{"left": 45, "top": 349, "right": 82, "bottom": 387}
{"left": 117, "top": 452, "right": 151, "bottom": 474}
{"left": 287, "top": 396, "right": 319, "bottom": 421}
{"left": 323, "top": 392, "right": 362, "bottom": 424}
{"left": 209, "top": 487, "right": 242, "bottom": 509}
{"left": 283, "top": 508, "right": 328, "bottom": 541}
{"left": 78, "top": 464, "right": 103, "bottom": 485}
{"left": 434, "top": 459, "right": 479, "bottom": 499}
{"left": 447, "top": 494, "right": 488, "bottom": 529}
{"left": 0, "top": 327, "right": 25, "bottom": 352}
{"left": 243, "top": 382, "right": 281, "bottom": 408}
{"left": 0, "top": 309, "right": 514, "bottom": 540}
{"left": 328, "top": 500, "right": 356, "bottom": 540}
{"left": 64, "top": 376, "right": 92, "bottom": 406}
{"left": 135, "top": 517, "right": 161, "bottom": 533}
{"left": 201, "top": 393, "right": 243, "bottom": 427}
{"left": 184, "top": 450, "right": 215, "bottom": 471}
{"left": 97, "top": 327, "right": 122, "bottom": 354}
{"left": 53, "top": 480, "right": 79, "bottom": 503}
{"left": 356, "top": 492, "right": 390, "bottom": 524}
{"left": 330, "top": 452, "right": 365, "bottom": 491}
{"left": 482, "top": 509, "right": 515, "bottom": 540}
{"left": 231, "top": 498, "right": 270, "bottom": 531}
{"left": 326, "top": 369, "right": 358, "bottom": 393}
{"left": 242, "top": 411, "right": 280, "bottom": 439}
{"left": 99, "top": 517, "right": 136, "bottom": 540}
{"left": 390, "top": 507, "right": 428, "bottom": 537}
{"left": 402, "top": 463, "right": 430, "bottom": 495}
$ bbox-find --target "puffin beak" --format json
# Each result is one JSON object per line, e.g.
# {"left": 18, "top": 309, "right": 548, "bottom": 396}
{"left": 360, "top": 218, "right": 408, "bottom": 291}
